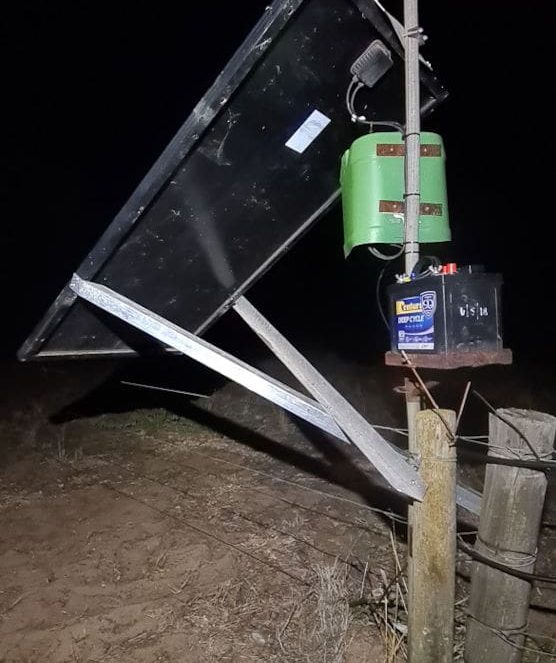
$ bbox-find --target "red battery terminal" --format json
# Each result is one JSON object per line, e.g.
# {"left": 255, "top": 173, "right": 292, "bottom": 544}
{"left": 441, "top": 262, "right": 458, "bottom": 275}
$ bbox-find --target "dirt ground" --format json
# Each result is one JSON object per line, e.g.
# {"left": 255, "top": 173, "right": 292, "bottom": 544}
{"left": 1, "top": 360, "right": 555, "bottom": 662}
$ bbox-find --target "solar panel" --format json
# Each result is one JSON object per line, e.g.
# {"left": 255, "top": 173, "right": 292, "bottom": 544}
{"left": 19, "top": 0, "right": 446, "bottom": 360}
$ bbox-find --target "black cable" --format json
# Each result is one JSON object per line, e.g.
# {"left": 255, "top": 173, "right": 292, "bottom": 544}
{"left": 373, "top": 250, "right": 405, "bottom": 332}
{"left": 457, "top": 448, "right": 555, "bottom": 471}
{"left": 376, "top": 265, "right": 390, "bottom": 331}
{"left": 411, "top": 255, "right": 440, "bottom": 276}
{"left": 458, "top": 539, "right": 556, "bottom": 585}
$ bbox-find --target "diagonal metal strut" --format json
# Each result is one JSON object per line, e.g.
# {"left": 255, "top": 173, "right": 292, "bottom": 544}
{"left": 69, "top": 275, "right": 348, "bottom": 440}
{"left": 70, "top": 275, "right": 480, "bottom": 511}
{"left": 232, "top": 297, "right": 424, "bottom": 500}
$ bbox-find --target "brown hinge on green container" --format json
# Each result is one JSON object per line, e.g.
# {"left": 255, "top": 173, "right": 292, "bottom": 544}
{"left": 376, "top": 144, "right": 442, "bottom": 157}
{"left": 379, "top": 200, "right": 443, "bottom": 216}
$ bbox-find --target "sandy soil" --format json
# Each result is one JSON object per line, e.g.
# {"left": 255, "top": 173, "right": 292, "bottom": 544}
{"left": 1, "top": 361, "right": 554, "bottom": 662}
{"left": 0, "top": 385, "right": 399, "bottom": 661}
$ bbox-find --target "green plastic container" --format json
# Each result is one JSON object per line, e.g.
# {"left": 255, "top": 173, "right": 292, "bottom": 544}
{"left": 340, "top": 131, "right": 451, "bottom": 256}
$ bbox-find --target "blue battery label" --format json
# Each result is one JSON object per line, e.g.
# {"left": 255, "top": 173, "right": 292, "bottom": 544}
{"left": 394, "top": 290, "right": 436, "bottom": 350}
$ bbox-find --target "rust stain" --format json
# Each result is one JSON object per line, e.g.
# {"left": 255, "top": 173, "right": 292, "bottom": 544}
{"left": 385, "top": 349, "right": 514, "bottom": 369}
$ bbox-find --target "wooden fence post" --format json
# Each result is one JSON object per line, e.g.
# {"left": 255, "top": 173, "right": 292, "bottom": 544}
{"left": 408, "top": 408, "right": 457, "bottom": 663}
{"left": 464, "top": 408, "right": 556, "bottom": 663}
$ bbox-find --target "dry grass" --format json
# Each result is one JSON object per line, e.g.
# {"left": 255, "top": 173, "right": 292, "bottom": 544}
{"left": 309, "top": 562, "right": 353, "bottom": 662}
{"left": 276, "top": 561, "right": 354, "bottom": 663}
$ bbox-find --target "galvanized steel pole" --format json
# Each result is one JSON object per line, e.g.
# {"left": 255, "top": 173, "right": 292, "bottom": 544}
{"left": 403, "top": 0, "right": 421, "bottom": 275}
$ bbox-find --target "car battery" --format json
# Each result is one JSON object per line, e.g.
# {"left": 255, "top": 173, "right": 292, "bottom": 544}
{"left": 387, "top": 267, "right": 504, "bottom": 356}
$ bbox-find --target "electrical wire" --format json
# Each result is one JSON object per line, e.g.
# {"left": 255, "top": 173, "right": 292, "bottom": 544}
{"left": 372, "top": 255, "right": 438, "bottom": 333}
{"left": 345, "top": 76, "right": 404, "bottom": 132}
{"left": 411, "top": 255, "right": 440, "bottom": 277}
{"left": 368, "top": 245, "right": 404, "bottom": 261}
{"left": 376, "top": 265, "right": 390, "bottom": 331}
{"left": 348, "top": 79, "right": 361, "bottom": 116}
{"left": 409, "top": 267, "right": 433, "bottom": 280}
{"left": 345, "top": 78, "right": 359, "bottom": 120}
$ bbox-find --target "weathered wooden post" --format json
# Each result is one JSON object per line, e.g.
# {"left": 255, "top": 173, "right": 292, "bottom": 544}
{"left": 464, "top": 408, "right": 556, "bottom": 663}
{"left": 405, "top": 378, "right": 422, "bottom": 457}
{"left": 408, "top": 408, "right": 457, "bottom": 663}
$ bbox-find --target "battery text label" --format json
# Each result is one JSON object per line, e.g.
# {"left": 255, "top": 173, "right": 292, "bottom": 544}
{"left": 398, "top": 314, "right": 425, "bottom": 324}
{"left": 395, "top": 291, "right": 436, "bottom": 351}
{"left": 459, "top": 303, "right": 489, "bottom": 319}
{"left": 396, "top": 300, "right": 422, "bottom": 315}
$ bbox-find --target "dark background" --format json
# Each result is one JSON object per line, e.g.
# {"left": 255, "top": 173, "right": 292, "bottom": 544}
{"left": 1, "top": 1, "right": 552, "bottom": 364}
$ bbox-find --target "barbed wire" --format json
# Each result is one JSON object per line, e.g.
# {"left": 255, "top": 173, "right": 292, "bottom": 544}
{"left": 466, "top": 613, "right": 556, "bottom": 659}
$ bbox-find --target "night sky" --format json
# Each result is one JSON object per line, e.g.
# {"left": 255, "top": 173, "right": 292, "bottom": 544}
{"left": 2, "top": 1, "right": 552, "bottom": 363}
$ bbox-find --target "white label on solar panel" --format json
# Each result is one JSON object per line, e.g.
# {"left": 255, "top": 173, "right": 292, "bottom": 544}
{"left": 285, "top": 110, "right": 331, "bottom": 154}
